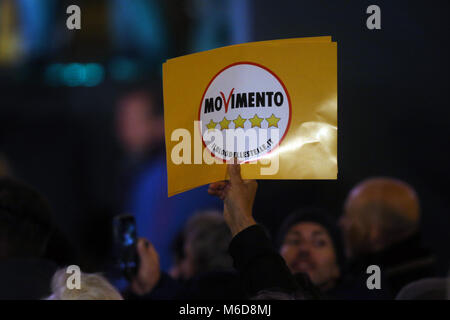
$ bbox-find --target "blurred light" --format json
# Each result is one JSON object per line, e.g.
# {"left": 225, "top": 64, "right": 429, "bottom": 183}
{"left": 230, "top": 0, "right": 251, "bottom": 45}
{"left": 63, "top": 63, "right": 86, "bottom": 87}
{"left": 44, "top": 63, "right": 64, "bottom": 86}
{"left": 18, "top": 0, "right": 56, "bottom": 59}
{"left": 44, "top": 62, "right": 105, "bottom": 87}
{"left": 109, "top": 0, "right": 167, "bottom": 61}
{"left": 0, "top": 0, "right": 22, "bottom": 65}
{"left": 109, "top": 57, "right": 138, "bottom": 82}
{"left": 84, "top": 63, "right": 104, "bottom": 87}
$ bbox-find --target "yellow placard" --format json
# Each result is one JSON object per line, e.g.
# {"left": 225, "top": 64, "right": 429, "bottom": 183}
{"left": 163, "top": 37, "right": 337, "bottom": 196}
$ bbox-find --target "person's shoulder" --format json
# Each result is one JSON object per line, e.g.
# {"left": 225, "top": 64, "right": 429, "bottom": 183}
{"left": 179, "top": 270, "right": 245, "bottom": 300}
{"left": 0, "top": 258, "right": 58, "bottom": 300}
{"left": 329, "top": 272, "right": 393, "bottom": 300}
{"left": 134, "top": 156, "right": 167, "bottom": 188}
{"left": 0, "top": 258, "right": 57, "bottom": 273}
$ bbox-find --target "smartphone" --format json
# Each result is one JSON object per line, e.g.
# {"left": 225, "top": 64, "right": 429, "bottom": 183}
{"left": 112, "top": 214, "right": 139, "bottom": 280}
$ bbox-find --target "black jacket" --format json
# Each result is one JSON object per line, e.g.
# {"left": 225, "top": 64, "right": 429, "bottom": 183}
{"left": 0, "top": 258, "right": 57, "bottom": 300}
{"left": 345, "top": 232, "right": 436, "bottom": 297}
{"left": 229, "top": 224, "right": 306, "bottom": 298}
{"left": 126, "top": 224, "right": 319, "bottom": 300}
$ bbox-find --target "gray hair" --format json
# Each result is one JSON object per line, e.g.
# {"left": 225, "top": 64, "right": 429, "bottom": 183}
{"left": 184, "top": 210, "right": 233, "bottom": 275}
{"left": 46, "top": 269, "right": 123, "bottom": 300}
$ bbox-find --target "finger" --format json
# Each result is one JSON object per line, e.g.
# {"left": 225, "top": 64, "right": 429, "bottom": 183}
{"left": 208, "top": 183, "right": 228, "bottom": 196}
{"left": 227, "top": 157, "right": 240, "bottom": 165}
{"left": 211, "top": 190, "right": 226, "bottom": 199}
{"left": 220, "top": 187, "right": 229, "bottom": 200}
{"left": 208, "top": 189, "right": 221, "bottom": 197}
{"left": 244, "top": 179, "right": 258, "bottom": 190}
{"left": 137, "top": 238, "right": 152, "bottom": 256}
{"left": 208, "top": 183, "right": 224, "bottom": 192}
{"left": 220, "top": 183, "right": 231, "bottom": 200}
{"left": 209, "top": 181, "right": 228, "bottom": 190}
{"left": 208, "top": 185, "right": 222, "bottom": 193}
{"left": 227, "top": 162, "right": 243, "bottom": 185}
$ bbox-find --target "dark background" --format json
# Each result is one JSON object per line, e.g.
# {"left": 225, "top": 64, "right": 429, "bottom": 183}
{"left": 0, "top": 0, "right": 449, "bottom": 274}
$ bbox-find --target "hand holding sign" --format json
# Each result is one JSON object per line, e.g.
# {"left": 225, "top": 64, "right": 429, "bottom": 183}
{"left": 208, "top": 162, "right": 257, "bottom": 237}
{"left": 164, "top": 36, "right": 337, "bottom": 196}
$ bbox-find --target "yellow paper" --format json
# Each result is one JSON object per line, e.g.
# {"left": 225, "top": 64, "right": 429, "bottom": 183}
{"left": 163, "top": 37, "right": 337, "bottom": 196}
{"left": 165, "top": 36, "right": 332, "bottom": 65}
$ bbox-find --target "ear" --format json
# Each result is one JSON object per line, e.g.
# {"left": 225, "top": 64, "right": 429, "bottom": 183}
{"left": 368, "top": 227, "right": 384, "bottom": 252}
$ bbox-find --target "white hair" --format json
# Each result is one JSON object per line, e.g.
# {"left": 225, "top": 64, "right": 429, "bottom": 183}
{"left": 46, "top": 268, "right": 123, "bottom": 300}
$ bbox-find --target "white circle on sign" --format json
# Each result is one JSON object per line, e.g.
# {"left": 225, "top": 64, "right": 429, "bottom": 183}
{"left": 198, "top": 62, "right": 291, "bottom": 162}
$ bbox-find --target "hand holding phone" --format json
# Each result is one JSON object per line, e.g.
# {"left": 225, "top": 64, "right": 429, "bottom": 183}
{"left": 130, "top": 238, "right": 161, "bottom": 295}
{"left": 113, "top": 214, "right": 139, "bottom": 280}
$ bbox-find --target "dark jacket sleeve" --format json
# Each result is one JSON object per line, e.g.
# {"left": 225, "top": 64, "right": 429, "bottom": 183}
{"left": 228, "top": 224, "right": 299, "bottom": 297}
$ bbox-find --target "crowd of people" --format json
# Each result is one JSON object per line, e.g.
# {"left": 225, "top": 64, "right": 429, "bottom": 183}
{"left": 0, "top": 85, "right": 448, "bottom": 300}
{"left": 0, "top": 160, "right": 448, "bottom": 300}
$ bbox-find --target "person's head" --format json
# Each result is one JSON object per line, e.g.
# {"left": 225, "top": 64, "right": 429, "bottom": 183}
{"left": 116, "top": 81, "right": 164, "bottom": 156}
{"left": 0, "top": 178, "right": 53, "bottom": 260}
{"left": 395, "top": 277, "right": 450, "bottom": 300}
{"left": 0, "top": 154, "right": 12, "bottom": 177}
{"left": 46, "top": 269, "right": 123, "bottom": 300}
{"left": 171, "top": 211, "right": 233, "bottom": 280}
{"left": 277, "top": 208, "right": 344, "bottom": 292}
{"left": 340, "top": 177, "right": 420, "bottom": 258}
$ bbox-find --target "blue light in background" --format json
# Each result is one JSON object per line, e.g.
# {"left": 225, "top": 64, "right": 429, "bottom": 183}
{"left": 109, "top": 57, "right": 138, "bottom": 82}
{"left": 229, "top": 0, "right": 251, "bottom": 45}
{"left": 44, "top": 63, "right": 105, "bottom": 87}
{"left": 17, "top": 0, "right": 57, "bottom": 59}
{"left": 189, "top": 0, "right": 251, "bottom": 53}
{"left": 109, "top": 0, "right": 167, "bottom": 62}
{"left": 84, "top": 63, "right": 105, "bottom": 87}
{"left": 63, "top": 63, "right": 86, "bottom": 87}
{"left": 44, "top": 63, "right": 64, "bottom": 86}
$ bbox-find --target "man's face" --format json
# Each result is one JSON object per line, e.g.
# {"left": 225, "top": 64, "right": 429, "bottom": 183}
{"left": 338, "top": 209, "right": 365, "bottom": 258}
{"left": 280, "top": 222, "right": 340, "bottom": 289}
{"left": 116, "top": 93, "right": 156, "bottom": 155}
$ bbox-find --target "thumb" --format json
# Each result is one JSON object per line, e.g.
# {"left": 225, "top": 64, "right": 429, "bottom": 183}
{"left": 228, "top": 162, "right": 243, "bottom": 185}
{"left": 137, "top": 238, "right": 150, "bottom": 256}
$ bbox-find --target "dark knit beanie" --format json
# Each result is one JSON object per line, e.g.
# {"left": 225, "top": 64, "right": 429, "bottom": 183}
{"left": 276, "top": 207, "right": 346, "bottom": 271}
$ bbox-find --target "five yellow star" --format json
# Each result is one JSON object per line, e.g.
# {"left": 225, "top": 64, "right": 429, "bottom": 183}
{"left": 206, "top": 119, "right": 217, "bottom": 130}
{"left": 266, "top": 114, "right": 281, "bottom": 128}
{"left": 249, "top": 114, "right": 264, "bottom": 128}
{"left": 213, "top": 114, "right": 280, "bottom": 130}
{"left": 219, "top": 117, "right": 231, "bottom": 130}
{"left": 233, "top": 115, "right": 247, "bottom": 129}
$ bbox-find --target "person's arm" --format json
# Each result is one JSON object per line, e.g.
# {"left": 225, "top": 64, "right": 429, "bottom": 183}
{"left": 126, "top": 238, "right": 181, "bottom": 300}
{"left": 208, "top": 163, "right": 299, "bottom": 297}
{"left": 229, "top": 224, "right": 299, "bottom": 296}
{"left": 208, "top": 163, "right": 257, "bottom": 237}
